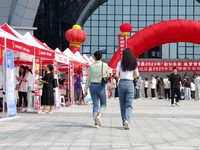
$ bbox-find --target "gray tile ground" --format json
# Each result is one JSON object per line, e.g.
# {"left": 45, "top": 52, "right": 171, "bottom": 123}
{"left": 0, "top": 98, "right": 200, "bottom": 150}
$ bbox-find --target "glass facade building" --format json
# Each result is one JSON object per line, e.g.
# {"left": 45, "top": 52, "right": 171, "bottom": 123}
{"left": 81, "top": 0, "right": 200, "bottom": 59}
{"left": 34, "top": 0, "right": 200, "bottom": 60}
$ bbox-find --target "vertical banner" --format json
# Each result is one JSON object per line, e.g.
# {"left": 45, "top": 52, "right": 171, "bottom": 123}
{"left": 34, "top": 58, "right": 40, "bottom": 111}
{"left": 0, "top": 47, "right": 2, "bottom": 66}
{"left": 5, "top": 50, "right": 17, "bottom": 117}
{"left": 53, "top": 60, "right": 60, "bottom": 109}
{"left": 118, "top": 34, "right": 127, "bottom": 51}
{"left": 69, "top": 62, "right": 74, "bottom": 105}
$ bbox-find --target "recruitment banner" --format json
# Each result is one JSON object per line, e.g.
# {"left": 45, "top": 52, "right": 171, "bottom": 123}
{"left": 118, "top": 34, "right": 127, "bottom": 52}
{"left": 138, "top": 60, "right": 200, "bottom": 72}
{"left": 34, "top": 58, "right": 40, "bottom": 111}
{"left": 5, "top": 50, "right": 17, "bottom": 117}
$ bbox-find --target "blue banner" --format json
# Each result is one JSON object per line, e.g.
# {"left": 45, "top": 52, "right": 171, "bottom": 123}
{"left": 6, "top": 50, "right": 17, "bottom": 117}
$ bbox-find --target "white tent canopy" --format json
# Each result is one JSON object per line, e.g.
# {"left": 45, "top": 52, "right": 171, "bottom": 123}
{"left": 23, "top": 32, "right": 50, "bottom": 51}
{"left": 83, "top": 54, "right": 93, "bottom": 65}
{"left": 75, "top": 51, "right": 89, "bottom": 64}
{"left": 63, "top": 48, "right": 85, "bottom": 64}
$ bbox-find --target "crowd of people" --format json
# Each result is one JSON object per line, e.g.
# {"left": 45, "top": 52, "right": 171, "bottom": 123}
{"left": 142, "top": 69, "right": 200, "bottom": 106}
{"left": 12, "top": 49, "right": 200, "bottom": 130}
{"left": 105, "top": 67, "right": 200, "bottom": 107}
{"left": 6, "top": 47, "right": 200, "bottom": 132}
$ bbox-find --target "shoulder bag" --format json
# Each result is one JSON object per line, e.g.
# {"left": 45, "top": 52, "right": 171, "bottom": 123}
{"left": 101, "top": 62, "right": 108, "bottom": 85}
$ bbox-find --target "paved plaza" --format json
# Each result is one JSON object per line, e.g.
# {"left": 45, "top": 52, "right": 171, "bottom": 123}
{"left": 0, "top": 98, "right": 200, "bottom": 150}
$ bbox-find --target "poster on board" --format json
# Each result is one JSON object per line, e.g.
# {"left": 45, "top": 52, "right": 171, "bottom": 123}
{"left": 5, "top": 50, "right": 17, "bottom": 117}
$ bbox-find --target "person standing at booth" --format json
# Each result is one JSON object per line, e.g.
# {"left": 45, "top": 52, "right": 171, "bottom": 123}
{"left": 115, "top": 48, "right": 139, "bottom": 130}
{"left": 38, "top": 64, "right": 54, "bottom": 114}
{"left": 16, "top": 66, "right": 28, "bottom": 112}
{"left": 84, "top": 51, "right": 109, "bottom": 128}
{"left": 25, "top": 66, "right": 33, "bottom": 112}
{"left": 74, "top": 71, "right": 81, "bottom": 104}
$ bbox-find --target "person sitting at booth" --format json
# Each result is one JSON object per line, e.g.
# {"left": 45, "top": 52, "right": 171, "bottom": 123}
{"left": 58, "top": 75, "right": 65, "bottom": 89}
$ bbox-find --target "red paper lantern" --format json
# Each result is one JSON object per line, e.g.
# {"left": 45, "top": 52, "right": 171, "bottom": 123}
{"left": 120, "top": 23, "right": 132, "bottom": 35}
{"left": 65, "top": 25, "right": 87, "bottom": 53}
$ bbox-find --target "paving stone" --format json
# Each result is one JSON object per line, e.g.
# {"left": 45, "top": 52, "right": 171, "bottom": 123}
{"left": 0, "top": 98, "right": 200, "bottom": 149}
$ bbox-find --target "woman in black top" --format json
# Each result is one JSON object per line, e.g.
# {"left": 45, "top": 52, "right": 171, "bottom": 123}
{"left": 39, "top": 64, "right": 54, "bottom": 114}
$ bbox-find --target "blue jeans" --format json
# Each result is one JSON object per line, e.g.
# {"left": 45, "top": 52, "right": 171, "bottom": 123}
{"left": 118, "top": 79, "right": 134, "bottom": 125}
{"left": 90, "top": 83, "right": 107, "bottom": 120}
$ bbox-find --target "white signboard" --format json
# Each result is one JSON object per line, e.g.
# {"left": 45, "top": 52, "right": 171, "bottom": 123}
{"left": 5, "top": 50, "right": 17, "bottom": 117}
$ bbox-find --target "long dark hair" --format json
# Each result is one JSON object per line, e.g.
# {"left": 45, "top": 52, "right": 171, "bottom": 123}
{"left": 121, "top": 48, "right": 137, "bottom": 71}
{"left": 47, "top": 64, "right": 54, "bottom": 77}
{"left": 19, "top": 65, "right": 26, "bottom": 78}
{"left": 186, "top": 78, "right": 191, "bottom": 85}
{"left": 25, "top": 66, "right": 32, "bottom": 74}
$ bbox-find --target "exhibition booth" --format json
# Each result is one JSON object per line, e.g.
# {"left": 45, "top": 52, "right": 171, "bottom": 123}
{"left": 0, "top": 24, "right": 90, "bottom": 119}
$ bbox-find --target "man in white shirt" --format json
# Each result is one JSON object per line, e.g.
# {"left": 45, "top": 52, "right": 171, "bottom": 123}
{"left": 150, "top": 75, "right": 156, "bottom": 99}
{"left": 194, "top": 74, "right": 200, "bottom": 102}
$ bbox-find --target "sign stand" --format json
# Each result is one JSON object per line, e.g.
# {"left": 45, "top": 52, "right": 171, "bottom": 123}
{"left": 32, "top": 58, "right": 41, "bottom": 114}
{"left": 4, "top": 50, "right": 17, "bottom": 118}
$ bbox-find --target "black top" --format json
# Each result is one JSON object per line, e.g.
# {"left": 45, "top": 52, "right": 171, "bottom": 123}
{"left": 59, "top": 79, "right": 65, "bottom": 85}
{"left": 169, "top": 73, "right": 182, "bottom": 89}
{"left": 184, "top": 82, "right": 190, "bottom": 88}
{"left": 41, "top": 73, "right": 54, "bottom": 105}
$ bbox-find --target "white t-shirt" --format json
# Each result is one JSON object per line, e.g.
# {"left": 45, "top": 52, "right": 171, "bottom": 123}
{"left": 18, "top": 74, "right": 28, "bottom": 92}
{"left": 26, "top": 72, "right": 33, "bottom": 88}
{"left": 144, "top": 81, "right": 148, "bottom": 88}
{"left": 150, "top": 78, "right": 156, "bottom": 89}
{"left": 163, "top": 78, "right": 170, "bottom": 89}
{"left": 116, "top": 61, "right": 137, "bottom": 80}
{"left": 191, "top": 82, "right": 195, "bottom": 91}
{"left": 194, "top": 77, "right": 200, "bottom": 89}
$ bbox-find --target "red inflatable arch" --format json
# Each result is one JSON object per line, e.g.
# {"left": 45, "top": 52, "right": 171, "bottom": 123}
{"left": 108, "top": 19, "right": 200, "bottom": 69}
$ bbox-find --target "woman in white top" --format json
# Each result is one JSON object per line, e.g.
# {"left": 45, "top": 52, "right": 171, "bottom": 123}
{"left": 115, "top": 48, "right": 139, "bottom": 130}
{"left": 16, "top": 66, "right": 28, "bottom": 112}
{"left": 25, "top": 66, "right": 33, "bottom": 112}
{"left": 144, "top": 78, "right": 148, "bottom": 98}
{"left": 191, "top": 78, "right": 195, "bottom": 100}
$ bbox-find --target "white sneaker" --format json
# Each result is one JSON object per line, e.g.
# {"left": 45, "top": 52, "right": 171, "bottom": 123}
{"left": 175, "top": 102, "right": 180, "bottom": 107}
{"left": 171, "top": 104, "right": 176, "bottom": 107}
{"left": 94, "top": 124, "right": 100, "bottom": 128}
{"left": 124, "top": 121, "right": 130, "bottom": 130}
{"left": 21, "top": 108, "right": 26, "bottom": 112}
{"left": 26, "top": 108, "right": 32, "bottom": 113}
{"left": 38, "top": 111, "right": 46, "bottom": 115}
{"left": 96, "top": 116, "right": 102, "bottom": 127}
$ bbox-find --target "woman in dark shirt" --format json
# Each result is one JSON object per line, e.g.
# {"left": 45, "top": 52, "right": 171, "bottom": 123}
{"left": 38, "top": 64, "right": 54, "bottom": 114}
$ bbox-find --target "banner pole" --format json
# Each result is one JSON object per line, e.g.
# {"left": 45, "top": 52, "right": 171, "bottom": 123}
{"left": 2, "top": 36, "right": 6, "bottom": 118}
{"left": 31, "top": 47, "right": 35, "bottom": 113}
